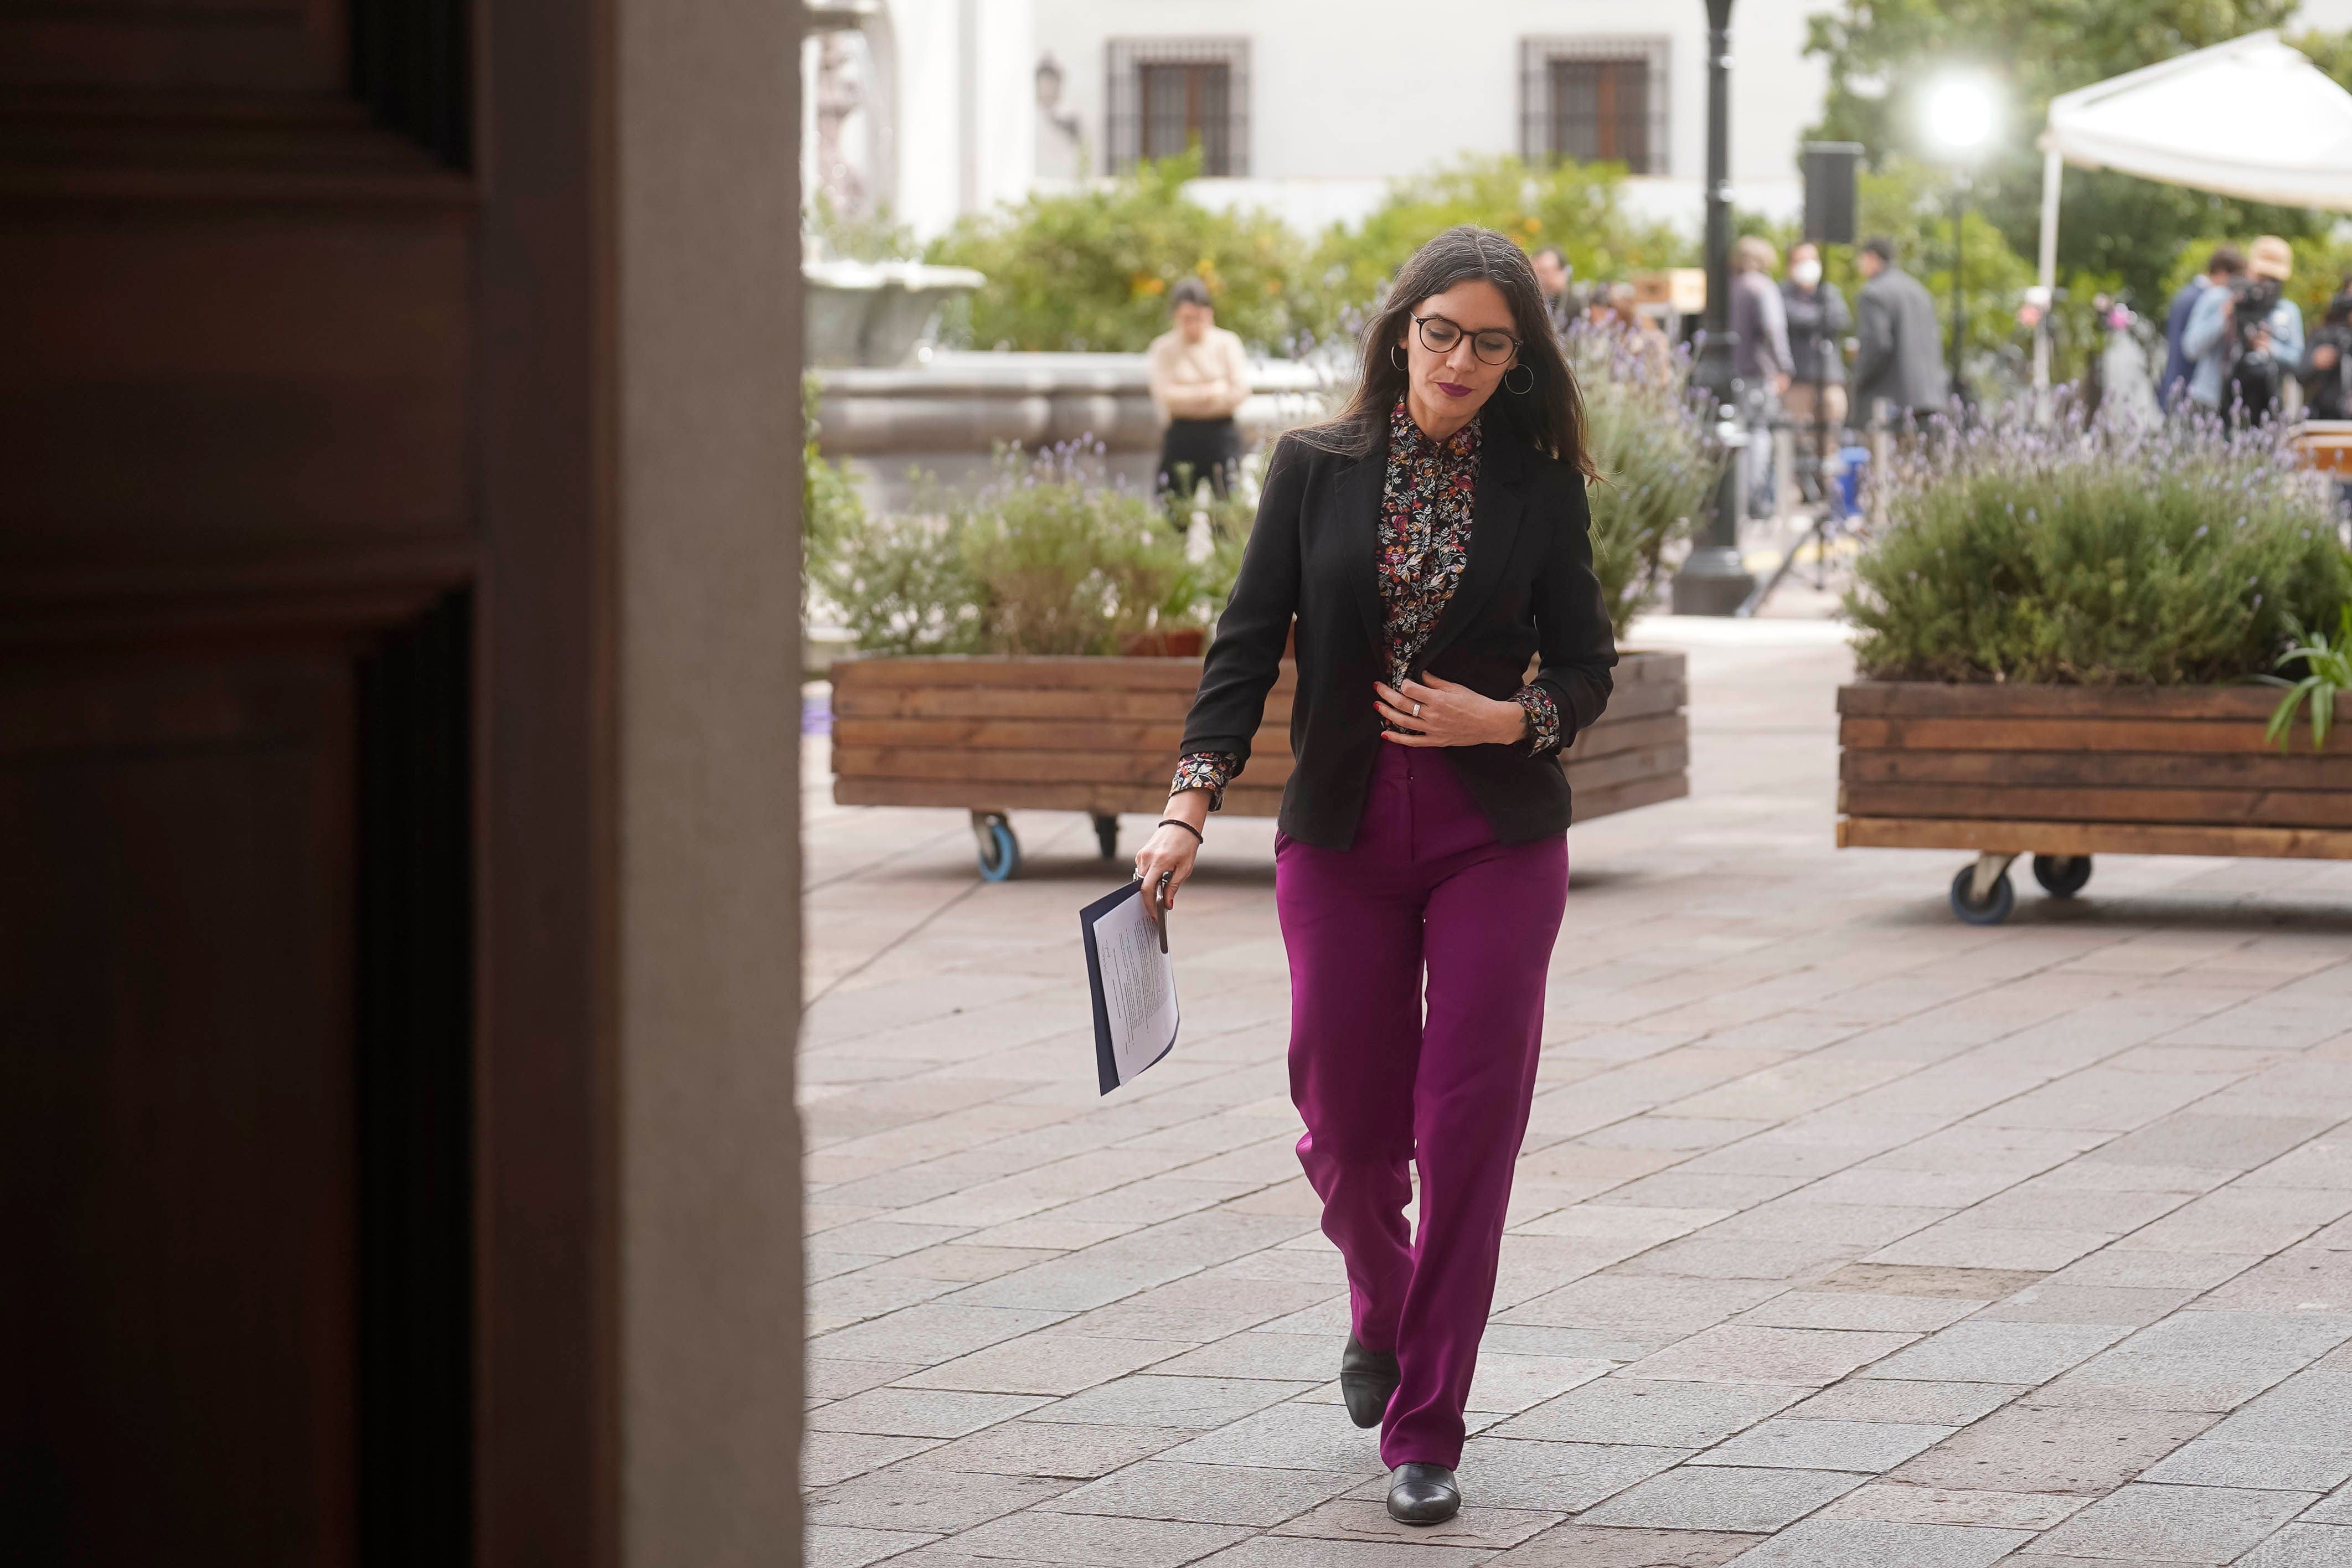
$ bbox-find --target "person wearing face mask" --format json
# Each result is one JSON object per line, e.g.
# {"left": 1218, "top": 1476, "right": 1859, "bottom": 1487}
{"left": 1780, "top": 242, "right": 1850, "bottom": 501}
{"left": 1136, "top": 226, "right": 1615, "bottom": 1529}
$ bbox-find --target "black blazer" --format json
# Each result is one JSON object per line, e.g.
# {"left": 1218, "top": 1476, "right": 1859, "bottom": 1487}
{"left": 1180, "top": 425, "right": 1617, "bottom": 850}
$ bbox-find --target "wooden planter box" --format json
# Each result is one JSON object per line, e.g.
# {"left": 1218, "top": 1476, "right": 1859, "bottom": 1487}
{"left": 832, "top": 650, "right": 1688, "bottom": 877}
{"left": 1837, "top": 682, "right": 2352, "bottom": 920}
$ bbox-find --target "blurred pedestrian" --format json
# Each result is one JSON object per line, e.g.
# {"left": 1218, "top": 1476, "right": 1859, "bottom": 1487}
{"left": 2183, "top": 234, "right": 2303, "bottom": 422}
{"left": 1780, "top": 241, "right": 1850, "bottom": 500}
{"left": 1148, "top": 277, "right": 1252, "bottom": 501}
{"left": 2160, "top": 245, "right": 2243, "bottom": 409}
{"left": 1851, "top": 236, "right": 1949, "bottom": 429}
{"left": 1531, "top": 246, "right": 1572, "bottom": 339}
{"left": 1605, "top": 281, "right": 1674, "bottom": 385}
{"left": 1729, "top": 236, "right": 1792, "bottom": 518}
{"left": 2301, "top": 275, "right": 2352, "bottom": 422}
{"left": 1141, "top": 225, "right": 1613, "bottom": 1531}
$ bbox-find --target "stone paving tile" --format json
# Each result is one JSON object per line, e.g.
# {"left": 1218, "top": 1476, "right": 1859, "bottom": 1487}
{"left": 1028, "top": 1375, "right": 1316, "bottom": 1431}
{"left": 2016, "top": 1481, "right": 2317, "bottom": 1562}
{"left": 804, "top": 1430, "right": 945, "bottom": 1487}
{"left": 937, "top": 1510, "right": 1252, "bottom": 1567}
{"left": 807, "top": 1465, "right": 1074, "bottom": 1534}
{"left": 917, "top": 1420, "right": 1189, "bottom": 1478}
{"left": 1889, "top": 1404, "right": 2216, "bottom": 1494}
{"left": 1488, "top": 1525, "right": 1762, "bottom": 1566}
{"left": 2236, "top": 1524, "right": 2352, "bottom": 1567}
{"left": 2026, "top": 1311, "right": 2352, "bottom": 1412}
{"left": 807, "top": 1523, "right": 941, "bottom": 1568}
{"left": 1623, "top": 1325, "right": 1916, "bottom": 1386}
{"left": 1695, "top": 1417, "right": 1954, "bottom": 1473}
{"left": 809, "top": 1389, "right": 1055, "bottom": 1439}
{"left": 1820, "top": 1482, "right": 2088, "bottom": 1529}
{"left": 1271, "top": 1498, "right": 1562, "bottom": 1549}
{"left": 802, "top": 625, "right": 2352, "bottom": 1564}
{"left": 899, "top": 1335, "right": 1188, "bottom": 1395}
{"left": 1579, "top": 1464, "right": 1870, "bottom": 1533}
{"left": 1859, "top": 1321, "right": 2131, "bottom": 1385}
{"left": 1786, "top": 1379, "right": 2026, "bottom": 1426}
{"left": 811, "top": 1304, "right": 1069, "bottom": 1365}
{"left": 1154, "top": 1402, "right": 1388, "bottom": 1474}
{"left": 1192, "top": 1540, "right": 1496, "bottom": 1568}
{"left": 1452, "top": 1436, "right": 1691, "bottom": 1510}
{"left": 1974, "top": 1283, "right": 2195, "bottom": 1327}
{"left": 1144, "top": 1333, "right": 1337, "bottom": 1383}
{"left": 1487, "top": 1377, "right": 1809, "bottom": 1447}
{"left": 1719, "top": 1518, "right": 2030, "bottom": 1566}
{"left": 1734, "top": 1291, "right": 1983, "bottom": 1334}
{"left": 1039, "top": 1461, "right": 1361, "bottom": 1527}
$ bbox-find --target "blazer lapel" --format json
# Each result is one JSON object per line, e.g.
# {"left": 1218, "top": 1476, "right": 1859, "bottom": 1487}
{"left": 1334, "top": 440, "right": 1389, "bottom": 654}
{"left": 1414, "top": 434, "right": 1527, "bottom": 674}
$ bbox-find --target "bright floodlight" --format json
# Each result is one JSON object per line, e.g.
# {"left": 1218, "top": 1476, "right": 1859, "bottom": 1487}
{"left": 1922, "top": 74, "right": 1999, "bottom": 158}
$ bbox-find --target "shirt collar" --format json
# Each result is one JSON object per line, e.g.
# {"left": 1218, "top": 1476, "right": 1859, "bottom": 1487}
{"left": 1389, "top": 395, "right": 1481, "bottom": 463}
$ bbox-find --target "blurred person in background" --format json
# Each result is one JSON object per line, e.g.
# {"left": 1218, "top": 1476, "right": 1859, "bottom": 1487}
{"left": 1851, "top": 236, "right": 1948, "bottom": 429}
{"left": 1605, "top": 281, "right": 1675, "bottom": 386}
{"left": 1149, "top": 276, "right": 1252, "bottom": 501}
{"left": 1138, "top": 226, "right": 1614, "bottom": 1531}
{"left": 1780, "top": 240, "right": 1850, "bottom": 499}
{"left": 2296, "top": 274, "right": 2352, "bottom": 422}
{"left": 2183, "top": 234, "right": 2302, "bottom": 422}
{"left": 1729, "top": 235, "right": 1792, "bottom": 518}
{"left": 1531, "top": 245, "right": 1572, "bottom": 338}
{"left": 2162, "top": 245, "right": 2243, "bottom": 409}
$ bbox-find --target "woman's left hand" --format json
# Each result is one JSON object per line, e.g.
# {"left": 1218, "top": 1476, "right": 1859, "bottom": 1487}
{"left": 1374, "top": 673, "right": 1528, "bottom": 748}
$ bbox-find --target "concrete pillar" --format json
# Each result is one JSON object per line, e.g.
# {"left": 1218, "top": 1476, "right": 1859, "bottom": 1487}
{"left": 616, "top": 0, "right": 805, "bottom": 1560}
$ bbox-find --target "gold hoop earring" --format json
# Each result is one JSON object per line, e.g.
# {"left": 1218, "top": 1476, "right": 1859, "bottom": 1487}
{"left": 1503, "top": 364, "right": 1534, "bottom": 395}
{"left": 1390, "top": 344, "right": 1409, "bottom": 370}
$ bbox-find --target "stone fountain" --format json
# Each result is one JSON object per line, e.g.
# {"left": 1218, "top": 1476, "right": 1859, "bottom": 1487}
{"left": 803, "top": 256, "right": 986, "bottom": 368}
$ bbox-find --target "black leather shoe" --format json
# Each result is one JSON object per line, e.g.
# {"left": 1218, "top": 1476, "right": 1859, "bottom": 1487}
{"left": 1338, "top": 1335, "right": 1399, "bottom": 1429}
{"left": 1385, "top": 1463, "right": 1461, "bottom": 1525}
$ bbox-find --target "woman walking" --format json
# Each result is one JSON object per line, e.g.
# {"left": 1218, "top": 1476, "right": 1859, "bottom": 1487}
{"left": 1134, "top": 227, "right": 1615, "bottom": 1524}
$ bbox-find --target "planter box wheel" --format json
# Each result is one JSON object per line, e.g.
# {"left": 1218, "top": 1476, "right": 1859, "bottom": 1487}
{"left": 1838, "top": 681, "right": 2352, "bottom": 922}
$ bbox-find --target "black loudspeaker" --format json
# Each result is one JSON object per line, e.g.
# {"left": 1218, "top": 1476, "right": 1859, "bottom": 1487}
{"left": 1801, "top": 142, "right": 1863, "bottom": 245}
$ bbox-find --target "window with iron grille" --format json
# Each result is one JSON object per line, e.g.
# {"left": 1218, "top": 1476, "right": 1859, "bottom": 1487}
{"left": 1107, "top": 38, "right": 1249, "bottom": 177}
{"left": 1519, "top": 38, "right": 1669, "bottom": 174}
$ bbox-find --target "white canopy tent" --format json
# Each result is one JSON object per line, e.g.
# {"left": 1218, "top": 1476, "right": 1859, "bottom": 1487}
{"left": 2033, "top": 30, "right": 2352, "bottom": 390}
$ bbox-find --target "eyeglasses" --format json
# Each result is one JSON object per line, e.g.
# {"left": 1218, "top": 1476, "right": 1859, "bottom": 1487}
{"left": 1412, "top": 313, "right": 1521, "bottom": 366}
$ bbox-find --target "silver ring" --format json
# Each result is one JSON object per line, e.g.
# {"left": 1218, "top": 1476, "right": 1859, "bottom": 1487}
{"left": 1413, "top": 702, "right": 1423, "bottom": 718}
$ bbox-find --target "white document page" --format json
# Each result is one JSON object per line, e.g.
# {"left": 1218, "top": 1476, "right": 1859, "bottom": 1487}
{"left": 1084, "top": 885, "right": 1180, "bottom": 1088}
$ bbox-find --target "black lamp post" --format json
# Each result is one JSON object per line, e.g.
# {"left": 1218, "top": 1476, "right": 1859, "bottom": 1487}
{"left": 1948, "top": 176, "right": 1969, "bottom": 408}
{"left": 1670, "top": 0, "right": 1756, "bottom": 617}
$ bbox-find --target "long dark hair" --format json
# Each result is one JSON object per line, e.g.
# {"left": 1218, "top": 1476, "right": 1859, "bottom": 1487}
{"left": 1294, "top": 225, "right": 1593, "bottom": 478}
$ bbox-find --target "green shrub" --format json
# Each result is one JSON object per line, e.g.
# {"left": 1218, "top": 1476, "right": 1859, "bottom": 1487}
{"left": 802, "top": 375, "right": 865, "bottom": 582}
{"left": 821, "top": 451, "right": 1218, "bottom": 656}
{"left": 927, "top": 152, "right": 1304, "bottom": 353}
{"left": 1847, "top": 408, "right": 2351, "bottom": 685}
{"left": 1297, "top": 155, "right": 1689, "bottom": 343}
{"left": 1570, "top": 326, "right": 1721, "bottom": 639}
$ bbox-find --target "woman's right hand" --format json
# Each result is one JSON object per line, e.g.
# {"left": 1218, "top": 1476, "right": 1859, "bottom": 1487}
{"left": 1134, "top": 793, "right": 1210, "bottom": 910}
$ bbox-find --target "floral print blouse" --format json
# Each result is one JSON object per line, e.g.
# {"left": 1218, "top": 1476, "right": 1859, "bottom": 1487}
{"left": 1170, "top": 397, "right": 1562, "bottom": 810}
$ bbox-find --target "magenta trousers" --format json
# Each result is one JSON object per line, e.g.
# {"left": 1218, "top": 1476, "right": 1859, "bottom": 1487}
{"left": 1275, "top": 743, "right": 1568, "bottom": 1469}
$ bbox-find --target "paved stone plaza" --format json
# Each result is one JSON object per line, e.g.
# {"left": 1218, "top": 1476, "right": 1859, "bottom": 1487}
{"left": 802, "top": 617, "right": 2352, "bottom": 1567}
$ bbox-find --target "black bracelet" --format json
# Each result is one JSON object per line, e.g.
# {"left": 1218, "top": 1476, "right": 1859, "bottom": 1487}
{"left": 1157, "top": 817, "right": 1204, "bottom": 844}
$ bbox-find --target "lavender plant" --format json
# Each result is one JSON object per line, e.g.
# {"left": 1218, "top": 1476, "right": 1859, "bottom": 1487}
{"left": 1847, "top": 404, "right": 2351, "bottom": 685}
{"left": 822, "top": 444, "right": 1212, "bottom": 657}
{"left": 1569, "top": 323, "right": 1721, "bottom": 639}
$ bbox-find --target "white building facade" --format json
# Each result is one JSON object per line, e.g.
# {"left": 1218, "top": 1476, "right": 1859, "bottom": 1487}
{"left": 1031, "top": 0, "right": 1843, "bottom": 236}
{"left": 807, "top": 0, "right": 1845, "bottom": 244}
{"left": 810, "top": 1, "right": 2352, "bottom": 245}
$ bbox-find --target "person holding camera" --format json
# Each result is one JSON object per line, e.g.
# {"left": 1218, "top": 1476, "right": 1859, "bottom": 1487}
{"left": 2182, "top": 235, "right": 2304, "bottom": 422}
{"left": 2300, "top": 276, "right": 2352, "bottom": 423}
